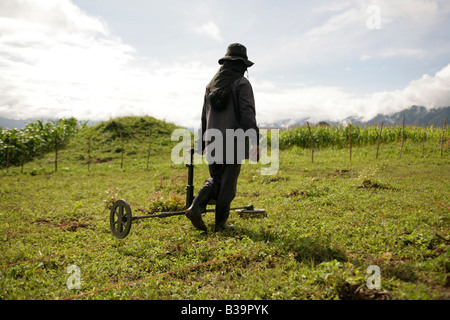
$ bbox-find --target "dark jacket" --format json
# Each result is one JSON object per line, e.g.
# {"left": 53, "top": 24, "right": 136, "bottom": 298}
{"left": 201, "top": 76, "right": 259, "bottom": 163}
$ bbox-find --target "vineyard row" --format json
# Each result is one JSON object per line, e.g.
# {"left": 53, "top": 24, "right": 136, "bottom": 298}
{"left": 0, "top": 118, "right": 448, "bottom": 170}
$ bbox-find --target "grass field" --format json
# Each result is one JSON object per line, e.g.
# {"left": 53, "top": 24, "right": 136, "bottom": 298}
{"left": 0, "top": 118, "right": 449, "bottom": 300}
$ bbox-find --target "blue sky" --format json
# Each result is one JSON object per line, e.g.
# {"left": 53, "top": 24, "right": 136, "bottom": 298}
{"left": 1, "top": 0, "right": 449, "bottom": 129}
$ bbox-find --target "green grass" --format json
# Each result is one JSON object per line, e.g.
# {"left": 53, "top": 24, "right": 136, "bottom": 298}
{"left": 0, "top": 119, "right": 449, "bottom": 300}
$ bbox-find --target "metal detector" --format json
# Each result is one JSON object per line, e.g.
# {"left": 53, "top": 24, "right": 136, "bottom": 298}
{"left": 110, "top": 149, "right": 265, "bottom": 239}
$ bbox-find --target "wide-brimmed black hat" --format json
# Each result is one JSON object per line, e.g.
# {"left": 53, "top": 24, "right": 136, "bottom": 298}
{"left": 218, "top": 43, "right": 254, "bottom": 67}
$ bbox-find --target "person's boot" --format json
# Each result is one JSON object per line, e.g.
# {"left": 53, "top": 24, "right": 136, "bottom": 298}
{"left": 185, "top": 186, "right": 213, "bottom": 232}
{"left": 214, "top": 204, "right": 235, "bottom": 232}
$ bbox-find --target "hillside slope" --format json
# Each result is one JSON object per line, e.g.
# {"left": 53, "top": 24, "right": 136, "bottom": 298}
{"left": 65, "top": 116, "right": 183, "bottom": 166}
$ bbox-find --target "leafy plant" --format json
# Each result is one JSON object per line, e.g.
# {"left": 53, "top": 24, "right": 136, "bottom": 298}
{"left": 148, "top": 191, "right": 185, "bottom": 212}
{"left": 0, "top": 117, "right": 84, "bottom": 169}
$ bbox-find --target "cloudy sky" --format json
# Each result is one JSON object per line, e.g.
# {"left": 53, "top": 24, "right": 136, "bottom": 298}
{"left": 1, "top": 0, "right": 449, "bottom": 129}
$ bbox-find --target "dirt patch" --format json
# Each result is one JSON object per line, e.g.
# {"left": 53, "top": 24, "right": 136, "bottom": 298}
{"left": 286, "top": 189, "right": 303, "bottom": 197}
{"left": 351, "top": 286, "right": 391, "bottom": 300}
{"left": 358, "top": 179, "right": 397, "bottom": 190}
{"left": 33, "top": 218, "right": 52, "bottom": 225}
{"left": 260, "top": 176, "right": 290, "bottom": 184}
{"left": 327, "top": 169, "right": 354, "bottom": 178}
{"left": 63, "top": 222, "right": 90, "bottom": 232}
{"left": 95, "top": 157, "right": 113, "bottom": 163}
{"left": 33, "top": 217, "right": 92, "bottom": 232}
{"left": 285, "top": 187, "right": 328, "bottom": 198}
{"left": 59, "top": 217, "right": 93, "bottom": 232}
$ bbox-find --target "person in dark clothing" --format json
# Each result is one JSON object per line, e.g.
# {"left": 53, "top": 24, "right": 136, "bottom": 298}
{"left": 186, "top": 43, "right": 260, "bottom": 232}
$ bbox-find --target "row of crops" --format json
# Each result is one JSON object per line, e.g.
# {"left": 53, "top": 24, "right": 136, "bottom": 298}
{"left": 278, "top": 123, "right": 447, "bottom": 149}
{"left": 0, "top": 117, "right": 85, "bottom": 169}
{"left": 1, "top": 118, "right": 448, "bottom": 169}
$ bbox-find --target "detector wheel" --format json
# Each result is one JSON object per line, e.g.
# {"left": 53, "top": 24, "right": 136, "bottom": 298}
{"left": 110, "top": 199, "right": 133, "bottom": 239}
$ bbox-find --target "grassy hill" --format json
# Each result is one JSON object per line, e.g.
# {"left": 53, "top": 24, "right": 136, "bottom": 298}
{"left": 0, "top": 115, "right": 183, "bottom": 175}
{"left": 65, "top": 116, "right": 182, "bottom": 170}
{"left": 0, "top": 116, "right": 449, "bottom": 301}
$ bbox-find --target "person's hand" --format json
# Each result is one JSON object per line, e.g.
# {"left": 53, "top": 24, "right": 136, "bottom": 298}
{"left": 249, "top": 145, "right": 260, "bottom": 162}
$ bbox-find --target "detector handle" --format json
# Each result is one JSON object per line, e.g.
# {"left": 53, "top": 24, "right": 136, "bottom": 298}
{"left": 186, "top": 148, "right": 194, "bottom": 208}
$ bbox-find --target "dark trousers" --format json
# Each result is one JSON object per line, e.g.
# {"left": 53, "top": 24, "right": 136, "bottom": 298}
{"left": 204, "top": 163, "right": 241, "bottom": 207}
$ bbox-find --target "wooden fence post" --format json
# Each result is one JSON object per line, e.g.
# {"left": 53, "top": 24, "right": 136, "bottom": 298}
{"left": 376, "top": 121, "right": 384, "bottom": 159}
{"left": 118, "top": 127, "right": 124, "bottom": 169}
{"left": 441, "top": 119, "right": 447, "bottom": 157}
{"left": 307, "top": 122, "right": 314, "bottom": 163}
{"left": 6, "top": 143, "right": 9, "bottom": 173}
{"left": 422, "top": 121, "right": 427, "bottom": 158}
{"left": 40, "top": 140, "right": 44, "bottom": 159}
{"left": 400, "top": 114, "right": 405, "bottom": 159}
{"left": 54, "top": 133, "right": 58, "bottom": 172}
{"left": 88, "top": 136, "right": 91, "bottom": 172}
{"left": 349, "top": 123, "right": 352, "bottom": 162}
{"left": 20, "top": 142, "right": 25, "bottom": 174}
{"left": 146, "top": 131, "right": 152, "bottom": 170}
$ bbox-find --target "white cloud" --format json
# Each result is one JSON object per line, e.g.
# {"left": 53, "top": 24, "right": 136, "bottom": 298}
{"left": 361, "top": 63, "right": 450, "bottom": 117}
{"left": 254, "top": 82, "right": 357, "bottom": 125}
{"left": 0, "top": 0, "right": 449, "bottom": 130}
{"left": 312, "top": 1, "right": 354, "bottom": 13}
{"left": 0, "top": 0, "right": 109, "bottom": 38}
{"left": 378, "top": 48, "right": 427, "bottom": 59}
{"left": 189, "top": 21, "right": 223, "bottom": 42}
{"left": 261, "top": 0, "right": 450, "bottom": 69}
{"left": 287, "top": 6, "right": 365, "bottom": 63}
{"left": 0, "top": 0, "right": 215, "bottom": 129}
{"left": 255, "top": 62, "right": 450, "bottom": 125}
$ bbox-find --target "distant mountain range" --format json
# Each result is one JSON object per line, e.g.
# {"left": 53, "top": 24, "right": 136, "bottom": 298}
{"left": 363, "top": 105, "right": 449, "bottom": 127}
{"left": 1, "top": 105, "right": 448, "bottom": 130}
{"left": 260, "top": 105, "right": 449, "bottom": 128}
{"left": 0, "top": 117, "right": 98, "bottom": 129}
{"left": 0, "top": 117, "right": 41, "bottom": 129}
